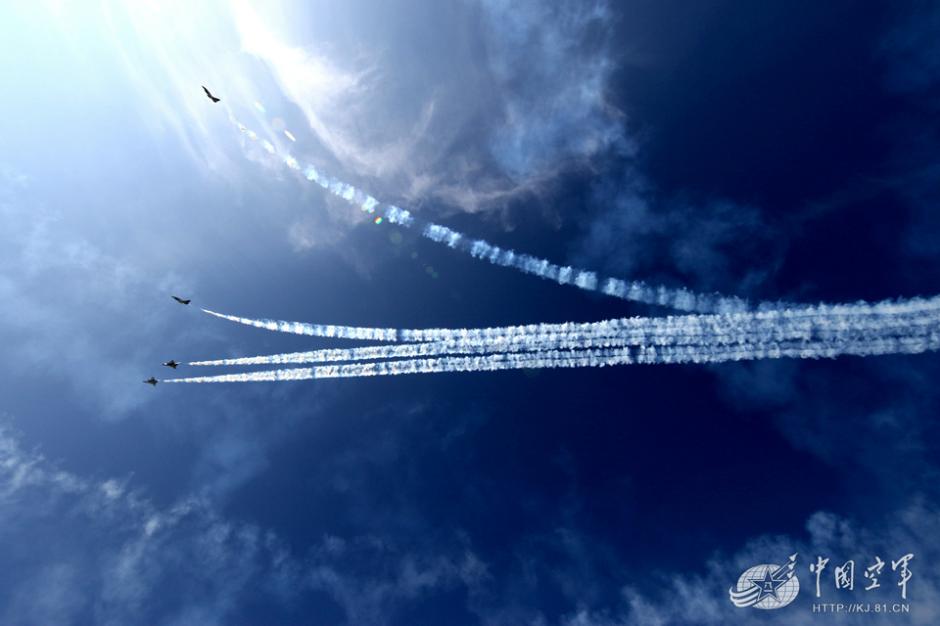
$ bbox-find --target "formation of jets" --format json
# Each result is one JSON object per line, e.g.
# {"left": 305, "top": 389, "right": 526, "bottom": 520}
{"left": 146, "top": 86, "right": 220, "bottom": 387}
{"left": 144, "top": 296, "right": 193, "bottom": 385}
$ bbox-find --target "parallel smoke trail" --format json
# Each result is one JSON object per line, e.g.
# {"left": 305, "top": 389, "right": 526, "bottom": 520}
{"left": 231, "top": 114, "right": 751, "bottom": 313}
{"left": 165, "top": 333, "right": 940, "bottom": 384}
{"left": 208, "top": 111, "right": 940, "bottom": 381}
{"left": 202, "top": 296, "right": 940, "bottom": 345}
{"left": 190, "top": 309, "right": 940, "bottom": 367}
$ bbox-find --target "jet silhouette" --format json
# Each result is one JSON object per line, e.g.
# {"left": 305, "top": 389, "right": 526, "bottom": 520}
{"left": 172, "top": 296, "right": 191, "bottom": 305}
{"left": 163, "top": 360, "right": 179, "bottom": 369}
{"left": 202, "top": 86, "right": 220, "bottom": 103}
{"left": 144, "top": 377, "right": 158, "bottom": 386}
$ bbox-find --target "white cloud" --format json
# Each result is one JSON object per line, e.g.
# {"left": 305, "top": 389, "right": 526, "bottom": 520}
{"left": 0, "top": 423, "right": 492, "bottom": 625}
{"left": 0, "top": 167, "right": 190, "bottom": 417}
{"left": 556, "top": 501, "right": 940, "bottom": 626}
{"left": 225, "top": 0, "right": 628, "bottom": 214}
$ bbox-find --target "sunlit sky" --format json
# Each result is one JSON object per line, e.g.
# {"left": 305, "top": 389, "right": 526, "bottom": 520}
{"left": 1, "top": 1, "right": 939, "bottom": 624}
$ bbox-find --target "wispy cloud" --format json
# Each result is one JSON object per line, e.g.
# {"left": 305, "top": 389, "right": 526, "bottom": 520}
{"left": 559, "top": 499, "right": 940, "bottom": 625}
{"left": 227, "top": 0, "right": 627, "bottom": 213}
{"left": 0, "top": 422, "right": 492, "bottom": 625}
{"left": 571, "top": 172, "right": 786, "bottom": 305}
{"left": 0, "top": 163, "right": 204, "bottom": 417}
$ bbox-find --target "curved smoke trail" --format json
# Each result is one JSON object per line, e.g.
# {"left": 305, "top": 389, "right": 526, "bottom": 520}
{"left": 231, "top": 114, "right": 752, "bottom": 313}
{"left": 165, "top": 332, "right": 940, "bottom": 384}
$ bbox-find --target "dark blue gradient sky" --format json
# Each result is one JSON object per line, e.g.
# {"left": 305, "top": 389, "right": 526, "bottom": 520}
{"left": 0, "top": 1, "right": 938, "bottom": 624}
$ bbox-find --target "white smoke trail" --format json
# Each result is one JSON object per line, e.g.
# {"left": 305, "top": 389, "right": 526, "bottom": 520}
{"left": 207, "top": 110, "right": 940, "bottom": 381}
{"left": 165, "top": 332, "right": 940, "bottom": 383}
{"left": 191, "top": 307, "right": 940, "bottom": 367}
{"left": 421, "top": 222, "right": 761, "bottom": 313}
{"left": 233, "top": 111, "right": 940, "bottom": 321}
{"left": 215, "top": 108, "right": 940, "bottom": 377}
{"left": 230, "top": 114, "right": 752, "bottom": 313}
{"left": 201, "top": 308, "right": 400, "bottom": 341}
{"left": 202, "top": 296, "right": 940, "bottom": 345}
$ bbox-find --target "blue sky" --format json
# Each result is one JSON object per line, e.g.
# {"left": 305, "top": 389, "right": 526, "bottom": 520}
{"left": 1, "top": 1, "right": 939, "bottom": 624}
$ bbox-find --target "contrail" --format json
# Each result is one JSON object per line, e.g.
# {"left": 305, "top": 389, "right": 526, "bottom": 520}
{"left": 164, "top": 333, "right": 940, "bottom": 384}
{"left": 195, "top": 110, "right": 940, "bottom": 384}
{"left": 419, "top": 222, "right": 754, "bottom": 313}
{"left": 201, "top": 296, "right": 940, "bottom": 345}
{"left": 202, "top": 308, "right": 400, "bottom": 341}
{"left": 191, "top": 307, "right": 940, "bottom": 367}
{"left": 231, "top": 114, "right": 752, "bottom": 313}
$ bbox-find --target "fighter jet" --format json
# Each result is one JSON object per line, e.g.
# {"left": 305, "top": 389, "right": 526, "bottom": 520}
{"left": 144, "top": 377, "right": 158, "bottom": 386}
{"left": 202, "top": 86, "right": 221, "bottom": 103}
{"left": 163, "top": 360, "right": 179, "bottom": 369}
{"left": 172, "top": 296, "right": 191, "bottom": 305}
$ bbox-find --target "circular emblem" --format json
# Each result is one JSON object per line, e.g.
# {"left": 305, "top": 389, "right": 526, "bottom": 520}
{"left": 730, "top": 562, "right": 800, "bottom": 609}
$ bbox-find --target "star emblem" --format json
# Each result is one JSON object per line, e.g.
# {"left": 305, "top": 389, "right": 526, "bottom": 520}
{"left": 748, "top": 568, "right": 789, "bottom": 603}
